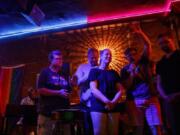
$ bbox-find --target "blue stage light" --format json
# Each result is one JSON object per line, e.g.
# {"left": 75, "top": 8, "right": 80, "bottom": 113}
{"left": 0, "top": 18, "right": 87, "bottom": 39}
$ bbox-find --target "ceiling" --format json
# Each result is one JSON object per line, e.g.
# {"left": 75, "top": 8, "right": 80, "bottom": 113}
{"left": 0, "top": 0, "right": 179, "bottom": 40}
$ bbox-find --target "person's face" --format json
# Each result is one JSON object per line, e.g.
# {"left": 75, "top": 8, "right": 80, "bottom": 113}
{"left": 51, "top": 54, "right": 63, "bottom": 67}
{"left": 101, "top": 50, "right": 112, "bottom": 64}
{"left": 158, "top": 37, "right": 174, "bottom": 53}
{"left": 88, "top": 51, "right": 99, "bottom": 66}
{"left": 31, "top": 90, "right": 37, "bottom": 98}
{"left": 126, "top": 50, "right": 138, "bottom": 63}
{"left": 29, "top": 89, "right": 37, "bottom": 99}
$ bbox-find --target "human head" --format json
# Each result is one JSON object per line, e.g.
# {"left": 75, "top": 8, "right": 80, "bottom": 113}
{"left": 100, "top": 49, "right": 112, "bottom": 65}
{"left": 48, "top": 50, "right": 63, "bottom": 68}
{"left": 124, "top": 47, "right": 138, "bottom": 63}
{"left": 27, "top": 87, "right": 37, "bottom": 98}
{"left": 157, "top": 32, "right": 176, "bottom": 54}
{"left": 87, "top": 48, "right": 99, "bottom": 67}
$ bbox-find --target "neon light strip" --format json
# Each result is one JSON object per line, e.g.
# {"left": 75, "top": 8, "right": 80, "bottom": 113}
{"left": 88, "top": 0, "right": 172, "bottom": 23}
{"left": 172, "top": 0, "right": 180, "bottom": 2}
{"left": 0, "top": 19, "right": 87, "bottom": 39}
{"left": 88, "top": 9, "right": 171, "bottom": 23}
{"left": 0, "top": 0, "right": 173, "bottom": 39}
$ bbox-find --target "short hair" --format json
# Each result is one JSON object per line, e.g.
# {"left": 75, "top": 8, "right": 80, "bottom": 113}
{"left": 27, "top": 87, "right": 35, "bottom": 95}
{"left": 87, "top": 48, "right": 98, "bottom": 57}
{"left": 48, "top": 50, "right": 62, "bottom": 61}
{"left": 124, "top": 47, "right": 137, "bottom": 56}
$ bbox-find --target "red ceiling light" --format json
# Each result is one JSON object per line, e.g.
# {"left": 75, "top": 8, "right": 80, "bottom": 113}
{"left": 87, "top": 0, "right": 171, "bottom": 23}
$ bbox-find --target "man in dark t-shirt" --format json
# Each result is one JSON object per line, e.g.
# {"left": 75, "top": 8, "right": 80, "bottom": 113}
{"left": 156, "top": 33, "right": 180, "bottom": 135}
{"left": 37, "top": 50, "right": 71, "bottom": 135}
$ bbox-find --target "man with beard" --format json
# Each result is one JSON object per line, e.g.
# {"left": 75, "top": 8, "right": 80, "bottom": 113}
{"left": 156, "top": 32, "right": 180, "bottom": 135}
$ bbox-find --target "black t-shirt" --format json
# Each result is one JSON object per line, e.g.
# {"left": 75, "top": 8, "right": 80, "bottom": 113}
{"left": 88, "top": 68, "right": 122, "bottom": 112}
{"left": 37, "top": 67, "right": 70, "bottom": 116}
{"left": 156, "top": 50, "right": 180, "bottom": 95}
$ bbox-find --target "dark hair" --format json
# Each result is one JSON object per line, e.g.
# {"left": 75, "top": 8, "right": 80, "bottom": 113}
{"left": 124, "top": 47, "right": 137, "bottom": 56}
{"left": 48, "top": 50, "right": 62, "bottom": 62}
{"left": 27, "top": 87, "right": 35, "bottom": 95}
{"left": 157, "top": 31, "right": 173, "bottom": 40}
{"left": 87, "top": 48, "right": 98, "bottom": 57}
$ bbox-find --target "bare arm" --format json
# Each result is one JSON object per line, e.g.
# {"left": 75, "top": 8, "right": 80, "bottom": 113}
{"left": 137, "top": 29, "right": 152, "bottom": 59}
{"left": 90, "top": 81, "right": 110, "bottom": 104}
{"left": 112, "top": 83, "right": 125, "bottom": 104}
{"left": 38, "top": 88, "right": 69, "bottom": 98}
{"left": 157, "top": 75, "right": 180, "bottom": 102}
{"left": 169, "top": 92, "right": 180, "bottom": 100}
{"left": 75, "top": 65, "right": 89, "bottom": 85}
{"left": 78, "top": 75, "right": 89, "bottom": 85}
{"left": 105, "top": 83, "right": 125, "bottom": 110}
{"left": 157, "top": 75, "right": 168, "bottom": 99}
{"left": 81, "top": 88, "right": 92, "bottom": 101}
{"left": 131, "top": 23, "right": 152, "bottom": 59}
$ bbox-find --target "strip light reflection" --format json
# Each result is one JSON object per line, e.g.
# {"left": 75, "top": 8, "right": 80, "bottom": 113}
{"left": 172, "top": 0, "right": 180, "bottom": 2}
{"left": 0, "top": 19, "right": 87, "bottom": 39}
{"left": 88, "top": 8, "right": 171, "bottom": 23}
{"left": 0, "top": 0, "right": 173, "bottom": 40}
{"left": 88, "top": 0, "right": 172, "bottom": 23}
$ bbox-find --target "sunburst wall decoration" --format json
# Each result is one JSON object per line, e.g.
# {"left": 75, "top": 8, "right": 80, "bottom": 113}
{"left": 49, "top": 23, "right": 133, "bottom": 73}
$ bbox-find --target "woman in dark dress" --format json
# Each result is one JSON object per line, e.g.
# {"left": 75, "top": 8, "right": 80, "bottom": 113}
{"left": 89, "top": 49, "right": 125, "bottom": 135}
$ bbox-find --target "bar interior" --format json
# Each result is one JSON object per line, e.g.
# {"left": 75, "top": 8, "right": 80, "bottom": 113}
{"left": 0, "top": 0, "right": 180, "bottom": 135}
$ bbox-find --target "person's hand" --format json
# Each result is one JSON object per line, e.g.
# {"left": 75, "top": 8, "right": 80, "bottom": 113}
{"left": 128, "top": 63, "right": 136, "bottom": 73}
{"left": 70, "top": 75, "right": 78, "bottom": 86}
{"left": 143, "top": 100, "right": 150, "bottom": 107}
{"left": 165, "top": 93, "right": 179, "bottom": 103}
{"left": 105, "top": 101, "right": 116, "bottom": 110}
{"left": 58, "top": 89, "right": 70, "bottom": 98}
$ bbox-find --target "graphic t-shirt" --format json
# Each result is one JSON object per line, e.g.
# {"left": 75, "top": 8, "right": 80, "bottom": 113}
{"left": 37, "top": 67, "right": 70, "bottom": 116}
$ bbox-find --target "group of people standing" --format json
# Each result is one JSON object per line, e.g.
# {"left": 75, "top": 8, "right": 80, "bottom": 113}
{"left": 36, "top": 24, "right": 180, "bottom": 135}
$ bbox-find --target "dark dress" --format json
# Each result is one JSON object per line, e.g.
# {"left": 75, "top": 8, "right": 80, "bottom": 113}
{"left": 88, "top": 68, "right": 122, "bottom": 113}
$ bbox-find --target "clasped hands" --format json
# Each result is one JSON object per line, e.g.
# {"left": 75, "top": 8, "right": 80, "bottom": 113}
{"left": 105, "top": 100, "right": 117, "bottom": 110}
